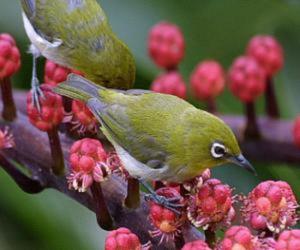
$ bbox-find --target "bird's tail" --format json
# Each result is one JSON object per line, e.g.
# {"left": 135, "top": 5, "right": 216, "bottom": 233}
{"left": 54, "top": 74, "right": 104, "bottom": 102}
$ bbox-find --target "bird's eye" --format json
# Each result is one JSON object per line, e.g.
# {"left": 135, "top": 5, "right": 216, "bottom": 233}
{"left": 211, "top": 142, "right": 226, "bottom": 159}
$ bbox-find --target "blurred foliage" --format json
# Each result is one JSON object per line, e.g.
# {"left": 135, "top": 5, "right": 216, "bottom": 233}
{"left": 0, "top": 0, "right": 300, "bottom": 249}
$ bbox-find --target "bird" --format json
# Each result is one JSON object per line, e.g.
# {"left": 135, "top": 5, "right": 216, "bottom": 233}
{"left": 54, "top": 74, "right": 255, "bottom": 210}
{"left": 20, "top": 0, "right": 136, "bottom": 110}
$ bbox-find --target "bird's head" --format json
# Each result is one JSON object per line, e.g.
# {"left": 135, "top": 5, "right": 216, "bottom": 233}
{"left": 187, "top": 111, "right": 255, "bottom": 174}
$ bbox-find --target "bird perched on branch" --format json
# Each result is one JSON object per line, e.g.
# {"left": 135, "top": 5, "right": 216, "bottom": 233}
{"left": 55, "top": 74, "right": 255, "bottom": 210}
{"left": 20, "top": 0, "right": 135, "bottom": 110}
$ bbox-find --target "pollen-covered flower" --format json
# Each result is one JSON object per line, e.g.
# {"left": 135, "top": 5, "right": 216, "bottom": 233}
{"left": 190, "top": 60, "right": 225, "bottom": 101}
{"left": 228, "top": 56, "right": 266, "bottom": 103}
{"left": 105, "top": 227, "right": 143, "bottom": 250}
{"left": 0, "top": 127, "right": 14, "bottom": 149}
{"left": 27, "top": 84, "right": 64, "bottom": 131}
{"left": 182, "top": 240, "right": 212, "bottom": 250}
{"left": 183, "top": 168, "right": 211, "bottom": 194}
{"left": 276, "top": 229, "right": 300, "bottom": 250}
{"left": 148, "top": 22, "right": 185, "bottom": 69}
{"left": 65, "top": 100, "right": 98, "bottom": 135}
{"left": 0, "top": 33, "right": 21, "bottom": 79}
{"left": 241, "top": 180, "right": 298, "bottom": 233}
{"left": 44, "top": 59, "right": 83, "bottom": 86}
{"left": 149, "top": 187, "right": 185, "bottom": 244}
{"left": 247, "top": 35, "right": 284, "bottom": 76}
{"left": 68, "top": 138, "right": 110, "bottom": 192}
{"left": 187, "top": 178, "right": 235, "bottom": 229}
{"left": 217, "top": 226, "right": 259, "bottom": 250}
{"left": 151, "top": 71, "right": 187, "bottom": 99}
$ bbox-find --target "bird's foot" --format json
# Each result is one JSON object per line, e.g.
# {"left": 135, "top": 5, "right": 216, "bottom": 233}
{"left": 31, "top": 79, "right": 45, "bottom": 112}
{"left": 145, "top": 193, "right": 183, "bottom": 215}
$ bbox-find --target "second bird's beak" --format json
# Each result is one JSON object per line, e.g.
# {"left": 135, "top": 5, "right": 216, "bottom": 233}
{"left": 229, "top": 154, "right": 257, "bottom": 175}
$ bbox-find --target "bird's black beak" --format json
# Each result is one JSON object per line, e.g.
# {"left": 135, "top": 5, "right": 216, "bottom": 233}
{"left": 229, "top": 154, "right": 257, "bottom": 175}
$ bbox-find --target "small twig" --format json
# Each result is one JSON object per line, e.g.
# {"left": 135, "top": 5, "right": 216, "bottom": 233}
{"left": 47, "top": 127, "right": 65, "bottom": 175}
{"left": 205, "top": 227, "right": 216, "bottom": 249}
{"left": 0, "top": 77, "right": 16, "bottom": 121}
{"left": 90, "top": 182, "right": 114, "bottom": 230}
{"left": 265, "top": 77, "right": 280, "bottom": 119}
{"left": 125, "top": 177, "right": 141, "bottom": 209}
{"left": 244, "top": 102, "right": 261, "bottom": 140}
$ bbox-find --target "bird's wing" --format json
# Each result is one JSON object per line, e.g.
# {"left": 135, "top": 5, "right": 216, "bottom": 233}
{"left": 87, "top": 97, "right": 168, "bottom": 168}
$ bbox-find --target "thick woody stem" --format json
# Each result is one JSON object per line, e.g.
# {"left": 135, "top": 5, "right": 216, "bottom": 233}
{"left": 0, "top": 77, "right": 16, "bottom": 121}
{"left": 47, "top": 127, "right": 65, "bottom": 175}
{"left": 125, "top": 177, "right": 140, "bottom": 209}
{"left": 205, "top": 227, "right": 216, "bottom": 249}
{"left": 90, "top": 182, "right": 114, "bottom": 230}
{"left": 265, "top": 77, "right": 280, "bottom": 119}
{"left": 206, "top": 98, "right": 217, "bottom": 114}
{"left": 244, "top": 102, "right": 261, "bottom": 140}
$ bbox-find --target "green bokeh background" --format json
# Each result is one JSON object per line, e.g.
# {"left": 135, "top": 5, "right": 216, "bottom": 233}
{"left": 0, "top": 0, "right": 300, "bottom": 249}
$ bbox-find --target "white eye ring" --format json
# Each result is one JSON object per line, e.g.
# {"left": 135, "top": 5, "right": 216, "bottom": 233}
{"left": 211, "top": 142, "right": 226, "bottom": 159}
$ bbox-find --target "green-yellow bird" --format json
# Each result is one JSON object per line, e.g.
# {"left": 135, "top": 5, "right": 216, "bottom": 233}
{"left": 20, "top": 0, "right": 135, "bottom": 109}
{"left": 55, "top": 75, "right": 254, "bottom": 188}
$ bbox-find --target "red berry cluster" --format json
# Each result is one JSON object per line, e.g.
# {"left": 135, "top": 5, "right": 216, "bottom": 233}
{"left": 148, "top": 22, "right": 187, "bottom": 99}
{"left": 68, "top": 138, "right": 110, "bottom": 192}
{"left": 44, "top": 59, "right": 83, "bottom": 86}
{"left": 241, "top": 180, "right": 298, "bottom": 233}
{"left": 0, "top": 33, "right": 21, "bottom": 79}
{"left": 27, "top": 84, "right": 64, "bottom": 132}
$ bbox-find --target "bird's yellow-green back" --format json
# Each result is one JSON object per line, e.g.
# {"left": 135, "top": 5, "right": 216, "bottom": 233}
{"left": 21, "top": 0, "right": 135, "bottom": 89}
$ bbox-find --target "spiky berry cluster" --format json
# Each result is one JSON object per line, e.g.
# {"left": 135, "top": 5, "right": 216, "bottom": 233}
{"left": 27, "top": 84, "right": 64, "bottom": 131}
{"left": 150, "top": 71, "right": 186, "bottom": 99}
{"left": 187, "top": 178, "right": 235, "bottom": 229}
{"left": 68, "top": 138, "right": 111, "bottom": 192}
{"left": 241, "top": 180, "right": 298, "bottom": 233}
{"left": 0, "top": 33, "right": 21, "bottom": 79}
{"left": 44, "top": 59, "right": 83, "bottom": 86}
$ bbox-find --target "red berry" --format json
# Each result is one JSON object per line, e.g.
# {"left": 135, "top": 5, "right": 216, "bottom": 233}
{"left": 148, "top": 22, "right": 185, "bottom": 69}
{"left": 105, "top": 227, "right": 142, "bottom": 250}
{"left": 183, "top": 168, "right": 211, "bottom": 193}
{"left": 247, "top": 35, "right": 284, "bottom": 76}
{"left": 293, "top": 116, "right": 300, "bottom": 148}
{"left": 228, "top": 56, "right": 266, "bottom": 103}
{"left": 68, "top": 138, "right": 110, "bottom": 192}
{"left": 217, "top": 226, "right": 258, "bottom": 250}
{"left": 0, "top": 33, "right": 21, "bottom": 78}
{"left": 70, "top": 100, "right": 98, "bottom": 134}
{"left": 187, "top": 179, "right": 235, "bottom": 229}
{"left": 44, "top": 59, "right": 84, "bottom": 86}
{"left": 182, "top": 240, "right": 211, "bottom": 250}
{"left": 151, "top": 71, "right": 186, "bottom": 99}
{"left": 190, "top": 60, "right": 225, "bottom": 101}
{"left": 149, "top": 187, "right": 185, "bottom": 243}
{"left": 276, "top": 230, "right": 300, "bottom": 250}
{"left": 242, "top": 180, "right": 298, "bottom": 233}
{"left": 27, "top": 84, "right": 64, "bottom": 131}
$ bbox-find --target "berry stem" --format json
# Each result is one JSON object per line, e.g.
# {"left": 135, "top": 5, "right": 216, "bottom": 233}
{"left": 47, "top": 127, "right": 65, "bottom": 175}
{"left": 174, "top": 232, "right": 185, "bottom": 249}
{"left": 0, "top": 154, "right": 44, "bottom": 193}
{"left": 265, "top": 77, "right": 280, "bottom": 119}
{"left": 205, "top": 227, "right": 216, "bottom": 248}
{"left": 0, "top": 77, "right": 16, "bottom": 121}
{"left": 90, "top": 182, "right": 114, "bottom": 230}
{"left": 207, "top": 98, "right": 217, "bottom": 114}
{"left": 125, "top": 177, "right": 140, "bottom": 209}
{"left": 244, "top": 102, "right": 261, "bottom": 140}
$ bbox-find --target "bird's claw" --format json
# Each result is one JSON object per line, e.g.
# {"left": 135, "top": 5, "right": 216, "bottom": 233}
{"left": 145, "top": 193, "right": 183, "bottom": 215}
{"left": 31, "top": 79, "right": 45, "bottom": 112}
